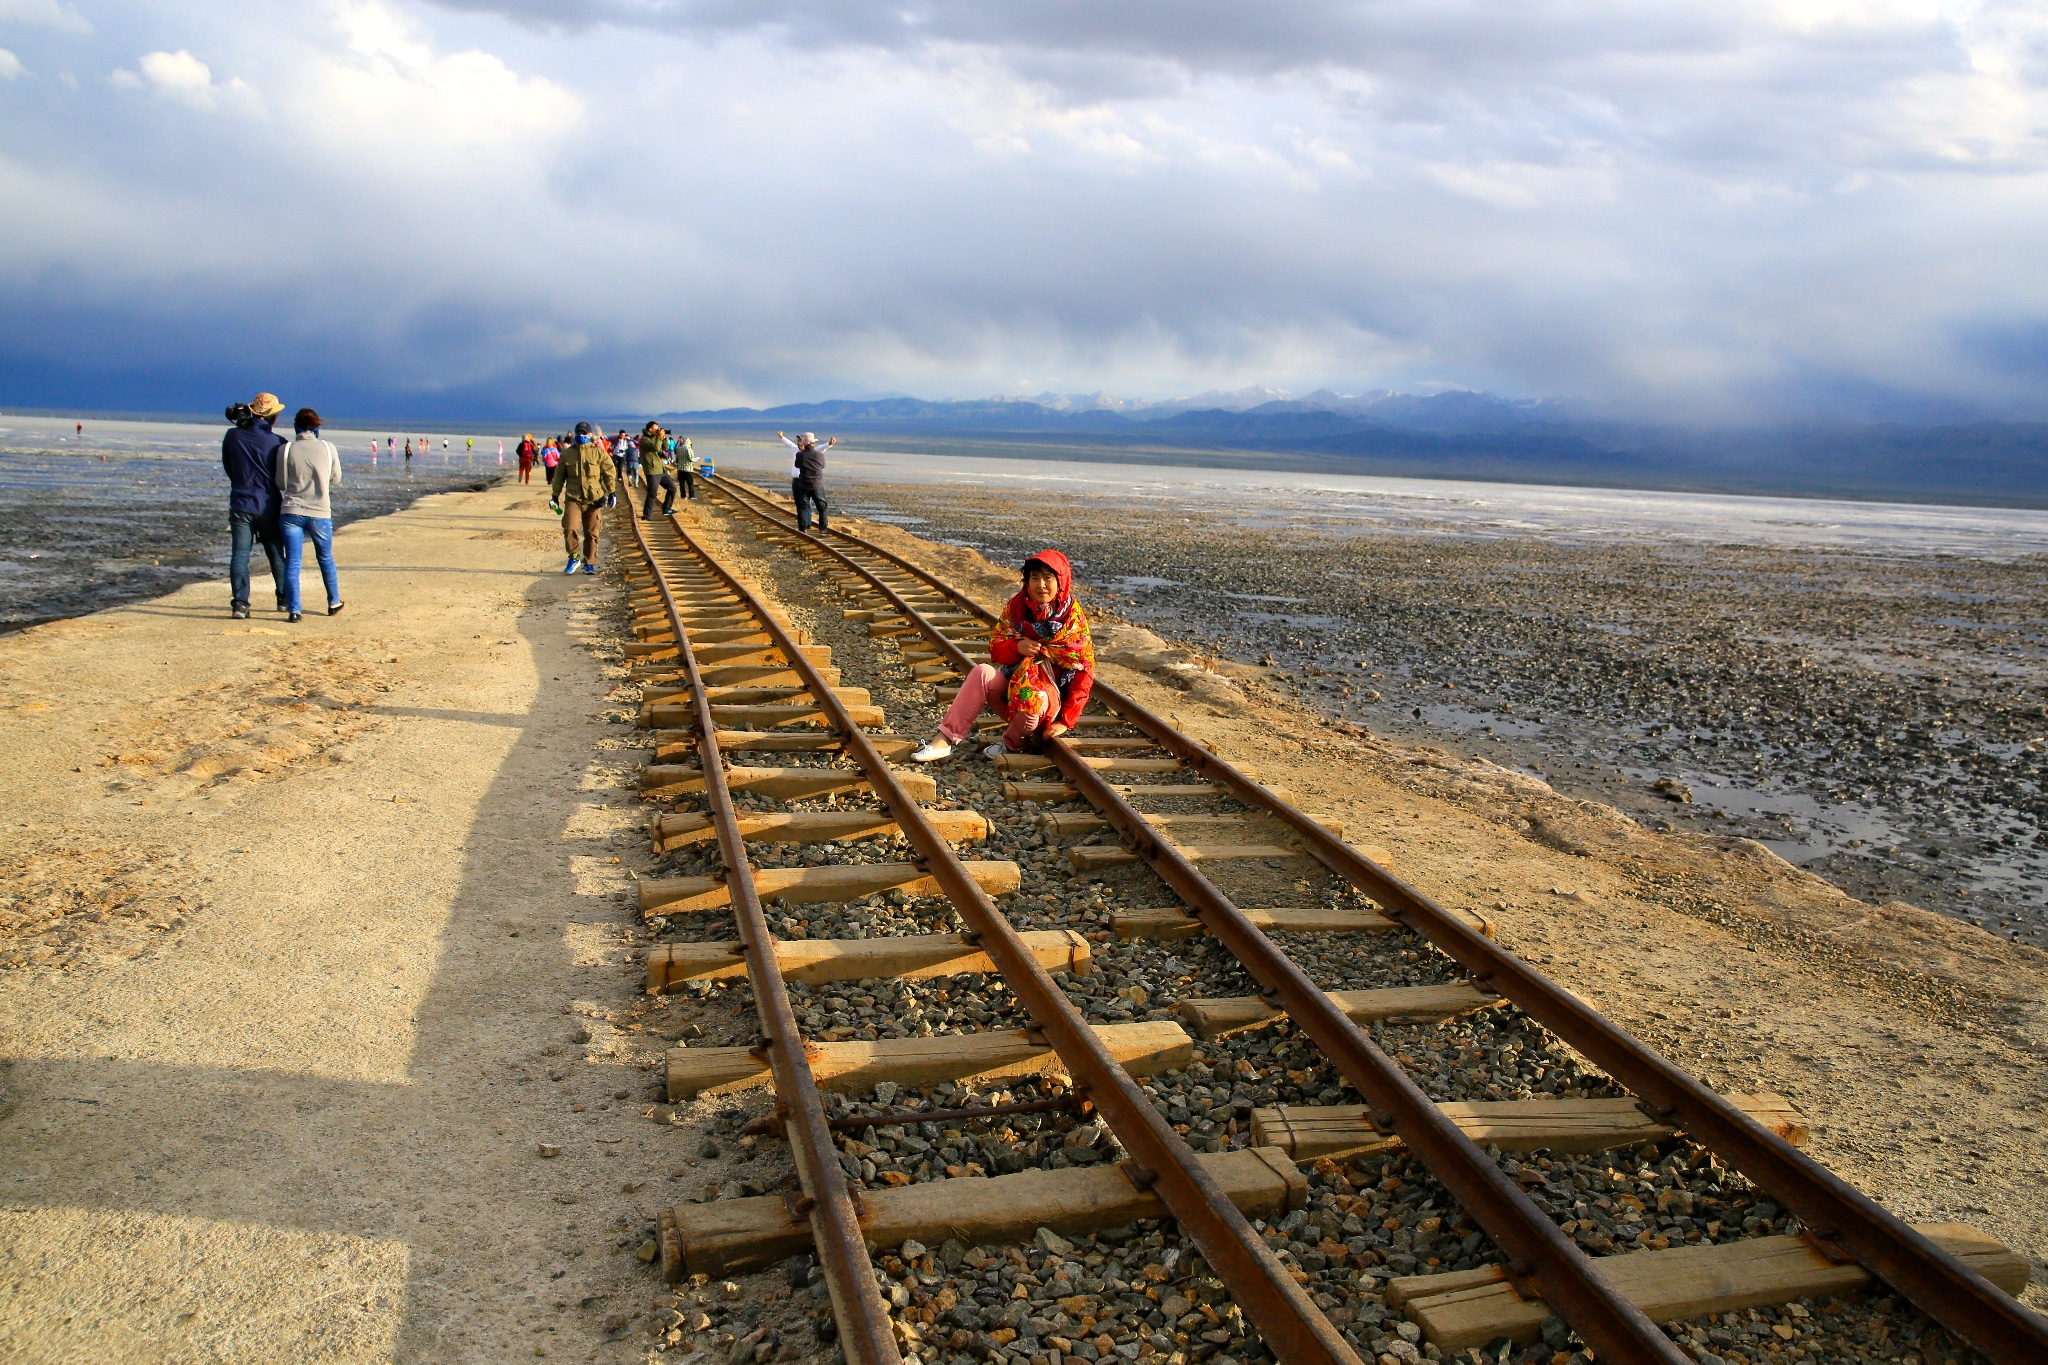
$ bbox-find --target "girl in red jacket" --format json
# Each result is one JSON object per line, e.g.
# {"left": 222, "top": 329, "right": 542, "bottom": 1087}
{"left": 912, "top": 549, "right": 1095, "bottom": 761}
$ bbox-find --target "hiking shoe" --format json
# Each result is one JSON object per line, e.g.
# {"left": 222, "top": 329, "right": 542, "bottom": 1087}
{"left": 910, "top": 738, "right": 953, "bottom": 763}
{"left": 983, "top": 741, "right": 1010, "bottom": 761}
{"left": 327, "top": 603, "right": 344, "bottom": 616}
{"left": 564, "top": 556, "right": 580, "bottom": 574}
{"left": 583, "top": 561, "right": 599, "bottom": 574}
{"left": 231, "top": 605, "right": 250, "bottom": 619}
{"left": 287, "top": 612, "right": 303, "bottom": 623}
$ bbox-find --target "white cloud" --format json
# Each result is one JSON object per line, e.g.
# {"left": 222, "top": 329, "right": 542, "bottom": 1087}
{"left": 0, "top": 48, "right": 23, "bottom": 80}
{"left": 111, "top": 48, "right": 261, "bottom": 113}
{"left": 0, "top": 0, "right": 91, "bottom": 35}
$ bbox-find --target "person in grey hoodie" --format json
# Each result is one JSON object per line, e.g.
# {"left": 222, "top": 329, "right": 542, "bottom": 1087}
{"left": 274, "top": 407, "right": 344, "bottom": 622}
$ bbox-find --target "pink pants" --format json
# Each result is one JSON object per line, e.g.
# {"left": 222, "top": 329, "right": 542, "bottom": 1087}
{"left": 939, "top": 663, "right": 1056, "bottom": 751}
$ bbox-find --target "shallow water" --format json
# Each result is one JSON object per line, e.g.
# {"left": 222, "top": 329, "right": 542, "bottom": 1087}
{"left": 699, "top": 436, "right": 2048, "bottom": 557}
{"left": 0, "top": 415, "right": 513, "bottom": 630}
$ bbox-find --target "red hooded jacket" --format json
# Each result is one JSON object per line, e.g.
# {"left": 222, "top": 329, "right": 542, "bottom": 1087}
{"left": 989, "top": 548, "right": 1096, "bottom": 730}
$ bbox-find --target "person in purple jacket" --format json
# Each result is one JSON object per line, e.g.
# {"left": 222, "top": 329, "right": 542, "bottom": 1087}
{"left": 220, "top": 391, "right": 290, "bottom": 619}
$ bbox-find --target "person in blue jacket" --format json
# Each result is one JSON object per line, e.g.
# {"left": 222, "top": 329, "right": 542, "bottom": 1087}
{"left": 221, "top": 392, "right": 290, "bottom": 618}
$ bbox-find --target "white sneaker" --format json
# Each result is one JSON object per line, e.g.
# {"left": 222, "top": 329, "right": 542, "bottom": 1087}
{"left": 910, "top": 738, "right": 953, "bottom": 763}
{"left": 984, "top": 742, "right": 1010, "bottom": 761}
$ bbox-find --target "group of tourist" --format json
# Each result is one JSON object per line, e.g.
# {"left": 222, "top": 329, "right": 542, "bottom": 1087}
{"left": 219, "top": 396, "right": 1086, "bottom": 760}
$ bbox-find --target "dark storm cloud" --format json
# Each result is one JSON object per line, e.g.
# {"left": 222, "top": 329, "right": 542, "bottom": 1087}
{"left": 3, "top": 0, "right": 2047, "bottom": 420}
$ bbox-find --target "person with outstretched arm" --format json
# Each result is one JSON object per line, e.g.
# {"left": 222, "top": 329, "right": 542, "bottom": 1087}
{"left": 778, "top": 430, "right": 836, "bottom": 533}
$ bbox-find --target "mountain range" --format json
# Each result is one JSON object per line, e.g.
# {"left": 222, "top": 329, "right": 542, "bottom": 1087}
{"left": 661, "top": 390, "right": 2048, "bottom": 506}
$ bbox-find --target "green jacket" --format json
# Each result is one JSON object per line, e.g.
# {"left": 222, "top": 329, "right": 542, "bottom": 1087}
{"left": 551, "top": 438, "right": 618, "bottom": 506}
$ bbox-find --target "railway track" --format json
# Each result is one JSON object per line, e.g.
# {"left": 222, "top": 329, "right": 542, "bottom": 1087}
{"left": 618, "top": 481, "right": 2041, "bottom": 1365}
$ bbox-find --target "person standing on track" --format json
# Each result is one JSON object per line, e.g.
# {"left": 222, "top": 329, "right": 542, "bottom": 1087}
{"left": 639, "top": 421, "right": 678, "bottom": 519}
{"left": 550, "top": 421, "right": 617, "bottom": 575}
{"left": 274, "top": 407, "right": 344, "bottom": 622}
{"left": 911, "top": 549, "right": 1095, "bottom": 761}
{"left": 779, "top": 429, "right": 834, "bottom": 533}
{"left": 220, "top": 391, "right": 291, "bottom": 619}
{"left": 677, "top": 434, "right": 701, "bottom": 500}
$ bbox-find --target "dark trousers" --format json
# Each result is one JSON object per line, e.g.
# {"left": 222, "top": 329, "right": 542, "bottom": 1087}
{"left": 229, "top": 509, "right": 287, "bottom": 611}
{"left": 642, "top": 470, "right": 678, "bottom": 518}
{"left": 794, "top": 481, "right": 827, "bottom": 532}
{"left": 679, "top": 471, "right": 696, "bottom": 500}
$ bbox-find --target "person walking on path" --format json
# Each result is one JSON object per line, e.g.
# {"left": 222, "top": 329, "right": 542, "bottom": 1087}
{"left": 912, "top": 549, "right": 1095, "bottom": 762}
{"left": 541, "top": 438, "right": 561, "bottom": 477}
{"left": 274, "top": 407, "right": 344, "bottom": 622}
{"left": 779, "top": 429, "right": 834, "bottom": 533}
{"left": 221, "top": 391, "right": 290, "bottom": 619}
{"left": 516, "top": 434, "right": 537, "bottom": 483}
{"left": 639, "top": 421, "right": 678, "bottom": 519}
{"left": 550, "top": 421, "right": 617, "bottom": 574}
{"left": 677, "top": 434, "right": 702, "bottom": 500}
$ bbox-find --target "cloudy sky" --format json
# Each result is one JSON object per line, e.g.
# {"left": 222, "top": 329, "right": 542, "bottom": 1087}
{"left": 3, "top": 0, "right": 2047, "bottom": 421}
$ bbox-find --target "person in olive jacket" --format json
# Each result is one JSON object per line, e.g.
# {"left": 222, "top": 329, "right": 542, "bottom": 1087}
{"left": 550, "top": 421, "right": 618, "bottom": 574}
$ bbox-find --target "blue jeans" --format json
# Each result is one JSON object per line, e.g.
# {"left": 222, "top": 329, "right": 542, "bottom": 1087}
{"left": 279, "top": 514, "right": 340, "bottom": 614}
{"left": 794, "top": 483, "right": 827, "bottom": 532}
{"left": 229, "top": 510, "right": 286, "bottom": 611}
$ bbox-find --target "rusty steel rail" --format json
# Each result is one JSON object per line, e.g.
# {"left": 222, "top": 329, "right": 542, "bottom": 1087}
{"left": 707, "top": 474, "right": 2048, "bottom": 1365}
{"left": 709, "top": 479, "right": 1690, "bottom": 1364}
{"left": 664, "top": 515, "right": 1366, "bottom": 1365}
{"left": 627, "top": 510, "right": 902, "bottom": 1365}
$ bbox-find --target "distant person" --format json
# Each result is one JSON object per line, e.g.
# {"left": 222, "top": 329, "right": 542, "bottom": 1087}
{"left": 779, "top": 430, "right": 835, "bottom": 533}
{"left": 624, "top": 433, "right": 643, "bottom": 488}
{"left": 640, "top": 422, "right": 678, "bottom": 519}
{"left": 541, "top": 438, "right": 561, "bottom": 476}
{"left": 75, "top": 421, "right": 82, "bottom": 436}
{"left": 403, "top": 438, "right": 414, "bottom": 468}
{"left": 275, "top": 407, "right": 344, "bottom": 622}
{"left": 912, "top": 550, "right": 1095, "bottom": 762}
{"left": 517, "top": 433, "right": 536, "bottom": 483}
{"left": 221, "top": 392, "right": 291, "bottom": 619}
{"left": 611, "top": 429, "right": 631, "bottom": 493}
{"left": 550, "top": 421, "right": 617, "bottom": 574}
{"left": 678, "top": 435, "right": 701, "bottom": 500}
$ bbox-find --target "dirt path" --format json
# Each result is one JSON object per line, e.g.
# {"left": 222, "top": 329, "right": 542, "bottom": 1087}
{"left": 844, "top": 513, "right": 2048, "bottom": 1317}
{"left": 0, "top": 483, "right": 671, "bottom": 1362}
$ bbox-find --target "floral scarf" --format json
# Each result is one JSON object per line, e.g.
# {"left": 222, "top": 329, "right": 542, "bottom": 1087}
{"left": 992, "top": 549, "right": 1094, "bottom": 714}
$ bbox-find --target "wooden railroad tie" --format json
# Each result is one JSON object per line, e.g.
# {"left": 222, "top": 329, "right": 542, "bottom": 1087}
{"left": 1111, "top": 903, "right": 1493, "bottom": 941}
{"left": 637, "top": 765, "right": 938, "bottom": 803}
{"left": 1253, "top": 1093, "right": 1808, "bottom": 1162}
{"left": 640, "top": 684, "right": 870, "bottom": 707}
{"left": 641, "top": 702, "right": 888, "bottom": 731}
{"left": 686, "top": 644, "right": 834, "bottom": 668}
{"left": 1042, "top": 810, "right": 1342, "bottom": 841}
{"left": 649, "top": 732, "right": 918, "bottom": 761}
{"left": 661, "top": 1145, "right": 1303, "bottom": 1281}
{"left": 644, "top": 928, "right": 1091, "bottom": 991}
{"left": 1174, "top": 982, "right": 1504, "bottom": 1039}
{"left": 664, "top": 1019, "right": 1193, "bottom": 1100}
{"left": 1003, "top": 778, "right": 1283, "bottom": 804}
{"left": 651, "top": 806, "right": 991, "bottom": 853}
{"left": 639, "top": 858, "right": 1020, "bottom": 916}
{"left": 1387, "top": 1223, "right": 2028, "bottom": 1352}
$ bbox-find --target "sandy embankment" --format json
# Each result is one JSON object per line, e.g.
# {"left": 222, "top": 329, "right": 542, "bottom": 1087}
{"left": 0, "top": 484, "right": 670, "bottom": 1361}
{"left": 842, "top": 515, "right": 2048, "bottom": 1313}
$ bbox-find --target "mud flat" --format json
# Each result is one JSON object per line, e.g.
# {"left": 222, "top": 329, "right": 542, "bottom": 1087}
{"left": 807, "top": 473, "right": 2048, "bottom": 951}
{"left": 786, "top": 490, "right": 2048, "bottom": 1324}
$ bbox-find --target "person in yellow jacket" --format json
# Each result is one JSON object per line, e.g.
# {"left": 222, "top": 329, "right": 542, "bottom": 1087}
{"left": 550, "top": 421, "right": 618, "bottom": 574}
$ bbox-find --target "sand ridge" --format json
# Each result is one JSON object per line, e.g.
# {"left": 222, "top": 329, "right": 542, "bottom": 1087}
{"left": 0, "top": 484, "right": 679, "bottom": 1361}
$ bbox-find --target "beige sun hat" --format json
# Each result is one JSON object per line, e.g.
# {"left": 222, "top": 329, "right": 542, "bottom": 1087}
{"left": 249, "top": 392, "right": 284, "bottom": 418}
